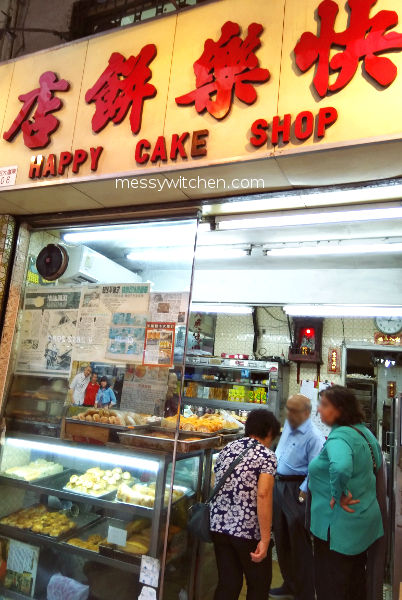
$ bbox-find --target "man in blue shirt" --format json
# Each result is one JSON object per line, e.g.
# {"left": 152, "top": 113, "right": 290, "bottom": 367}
{"left": 270, "top": 394, "right": 324, "bottom": 600}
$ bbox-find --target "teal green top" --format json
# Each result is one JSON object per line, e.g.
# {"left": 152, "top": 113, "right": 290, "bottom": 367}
{"left": 308, "top": 424, "right": 383, "bottom": 555}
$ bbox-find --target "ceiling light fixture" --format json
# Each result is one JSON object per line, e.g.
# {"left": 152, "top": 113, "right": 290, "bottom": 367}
{"left": 196, "top": 247, "right": 248, "bottom": 260}
{"left": 191, "top": 304, "right": 253, "bottom": 314}
{"left": 283, "top": 305, "right": 402, "bottom": 317}
{"left": 63, "top": 220, "right": 197, "bottom": 246}
{"left": 216, "top": 206, "right": 402, "bottom": 231}
{"left": 266, "top": 242, "right": 402, "bottom": 257}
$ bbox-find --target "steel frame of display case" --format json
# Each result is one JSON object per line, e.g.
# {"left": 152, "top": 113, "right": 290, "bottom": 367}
{"left": 0, "top": 431, "right": 205, "bottom": 596}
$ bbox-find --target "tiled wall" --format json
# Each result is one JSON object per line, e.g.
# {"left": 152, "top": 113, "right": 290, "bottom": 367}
{"left": 214, "top": 308, "right": 377, "bottom": 396}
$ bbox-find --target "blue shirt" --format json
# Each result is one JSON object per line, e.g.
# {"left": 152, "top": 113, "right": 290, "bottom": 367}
{"left": 275, "top": 418, "right": 324, "bottom": 492}
{"left": 96, "top": 387, "right": 117, "bottom": 406}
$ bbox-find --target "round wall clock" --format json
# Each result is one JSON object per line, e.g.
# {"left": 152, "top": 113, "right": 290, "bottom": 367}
{"left": 375, "top": 317, "right": 402, "bottom": 335}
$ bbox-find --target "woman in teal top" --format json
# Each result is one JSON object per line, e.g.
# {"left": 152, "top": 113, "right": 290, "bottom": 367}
{"left": 308, "top": 385, "right": 383, "bottom": 600}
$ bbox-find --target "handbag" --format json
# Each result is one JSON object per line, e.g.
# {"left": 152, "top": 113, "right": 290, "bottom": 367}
{"left": 188, "top": 440, "right": 257, "bottom": 543}
{"left": 349, "top": 425, "right": 377, "bottom": 473}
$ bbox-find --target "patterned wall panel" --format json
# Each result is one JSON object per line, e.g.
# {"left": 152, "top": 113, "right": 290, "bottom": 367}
{"left": 0, "top": 223, "right": 30, "bottom": 410}
{"left": 0, "top": 215, "right": 15, "bottom": 318}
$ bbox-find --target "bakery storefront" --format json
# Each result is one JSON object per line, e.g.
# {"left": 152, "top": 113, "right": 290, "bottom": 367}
{"left": 0, "top": 0, "right": 402, "bottom": 599}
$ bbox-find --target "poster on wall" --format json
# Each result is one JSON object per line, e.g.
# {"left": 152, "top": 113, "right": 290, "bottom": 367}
{"left": 143, "top": 322, "right": 176, "bottom": 367}
{"left": 300, "top": 379, "right": 332, "bottom": 437}
{"left": 149, "top": 293, "right": 189, "bottom": 324}
{"left": 120, "top": 365, "right": 169, "bottom": 415}
{"left": 74, "top": 283, "right": 150, "bottom": 363}
{"left": 16, "top": 288, "right": 81, "bottom": 375}
{"left": 69, "top": 360, "right": 126, "bottom": 407}
{"left": 105, "top": 314, "right": 147, "bottom": 362}
{"left": 17, "top": 283, "right": 151, "bottom": 375}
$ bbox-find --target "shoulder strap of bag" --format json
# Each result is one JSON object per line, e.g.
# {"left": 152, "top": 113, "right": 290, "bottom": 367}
{"left": 207, "top": 439, "right": 258, "bottom": 504}
{"left": 349, "top": 425, "right": 377, "bottom": 473}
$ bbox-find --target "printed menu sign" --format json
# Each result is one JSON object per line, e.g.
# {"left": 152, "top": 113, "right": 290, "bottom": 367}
{"left": 143, "top": 322, "right": 176, "bottom": 367}
{"left": 0, "top": 537, "right": 39, "bottom": 597}
{"left": 120, "top": 365, "right": 169, "bottom": 415}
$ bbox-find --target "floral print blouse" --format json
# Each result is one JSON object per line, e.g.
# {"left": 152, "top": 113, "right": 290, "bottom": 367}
{"left": 210, "top": 437, "right": 277, "bottom": 540}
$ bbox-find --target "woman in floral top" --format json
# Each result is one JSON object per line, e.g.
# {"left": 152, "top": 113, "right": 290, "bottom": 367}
{"left": 210, "top": 409, "right": 280, "bottom": 600}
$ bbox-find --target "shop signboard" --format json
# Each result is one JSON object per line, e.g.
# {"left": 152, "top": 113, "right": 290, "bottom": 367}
{"left": 1, "top": 0, "right": 402, "bottom": 187}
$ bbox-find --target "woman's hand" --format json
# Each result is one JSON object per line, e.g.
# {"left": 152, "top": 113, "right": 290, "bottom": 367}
{"left": 250, "top": 540, "right": 269, "bottom": 563}
{"left": 330, "top": 491, "right": 360, "bottom": 513}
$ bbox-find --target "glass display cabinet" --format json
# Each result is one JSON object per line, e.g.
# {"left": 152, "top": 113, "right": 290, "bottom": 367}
{"left": 0, "top": 433, "right": 203, "bottom": 599}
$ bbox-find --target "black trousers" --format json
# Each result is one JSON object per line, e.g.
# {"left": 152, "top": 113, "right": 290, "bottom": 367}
{"left": 211, "top": 532, "right": 273, "bottom": 600}
{"left": 272, "top": 479, "right": 315, "bottom": 600}
{"left": 313, "top": 536, "right": 367, "bottom": 600}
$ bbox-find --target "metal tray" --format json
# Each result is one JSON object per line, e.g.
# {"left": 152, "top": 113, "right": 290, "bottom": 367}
{"left": 63, "top": 484, "right": 117, "bottom": 500}
{"left": 152, "top": 425, "right": 223, "bottom": 438}
{"left": 0, "top": 506, "right": 101, "bottom": 541}
{"left": 117, "top": 430, "right": 221, "bottom": 453}
{"left": 0, "top": 467, "right": 70, "bottom": 484}
{"left": 115, "top": 484, "right": 192, "bottom": 509}
{"left": 65, "top": 417, "right": 128, "bottom": 431}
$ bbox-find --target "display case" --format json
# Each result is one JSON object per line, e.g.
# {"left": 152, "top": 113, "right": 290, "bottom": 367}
{"left": 183, "top": 356, "right": 288, "bottom": 417}
{"left": 0, "top": 432, "right": 204, "bottom": 599}
{"left": 5, "top": 375, "right": 68, "bottom": 438}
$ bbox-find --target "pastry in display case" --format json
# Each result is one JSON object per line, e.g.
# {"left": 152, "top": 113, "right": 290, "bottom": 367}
{"left": 0, "top": 433, "right": 203, "bottom": 598}
{"left": 3, "top": 459, "right": 63, "bottom": 481}
{"left": 1, "top": 505, "right": 77, "bottom": 538}
{"left": 64, "top": 467, "right": 134, "bottom": 497}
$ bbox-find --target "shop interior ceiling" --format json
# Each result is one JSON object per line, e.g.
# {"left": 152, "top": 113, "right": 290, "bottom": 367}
{"left": 57, "top": 210, "right": 402, "bottom": 274}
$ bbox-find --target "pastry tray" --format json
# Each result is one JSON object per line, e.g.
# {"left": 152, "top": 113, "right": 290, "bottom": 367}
{"left": 152, "top": 425, "right": 224, "bottom": 438}
{"left": 62, "top": 484, "right": 118, "bottom": 500}
{"left": 0, "top": 467, "right": 71, "bottom": 484}
{"left": 62, "top": 516, "right": 148, "bottom": 563}
{"left": 65, "top": 417, "right": 129, "bottom": 431}
{"left": 117, "top": 429, "right": 221, "bottom": 453}
{"left": 62, "top": 517, "right": 119, "bottom": 553}
{"left": 114, "top": 484, "right": 192, "bottom": 509}
{"left": 0, "top": 506, "right": 101, "bottom": 541}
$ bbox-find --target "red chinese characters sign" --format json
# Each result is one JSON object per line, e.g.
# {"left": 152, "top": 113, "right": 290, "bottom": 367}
{"left": 175, "top": 21, "right": 270, "bottom": 119}
{"left": 294, "top": 0, "right": 402, "bottom": 98}
{"left": 3, "top": 71, "right": 69, "bottom": 149}
{"left": 4, "top": 1, "right": 402, "bottom": 159}
{"left": 374, "top": 331, "right": 402, "bottom": 346}
{"left": 85, "top": 45, "right": 157, "bottom": 135}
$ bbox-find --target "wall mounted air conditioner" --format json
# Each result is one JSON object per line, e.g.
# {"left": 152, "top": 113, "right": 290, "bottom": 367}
{"left": 59, "top": 245, "right": 141, "bottom": 284}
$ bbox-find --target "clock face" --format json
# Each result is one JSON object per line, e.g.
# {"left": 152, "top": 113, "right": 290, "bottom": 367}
{"left": 375, "top": 317, "right": 402, "bottom": 335}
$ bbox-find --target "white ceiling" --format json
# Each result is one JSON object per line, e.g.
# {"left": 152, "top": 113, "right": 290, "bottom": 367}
{"left": 57, "top": 210, "right": 402, "bottom": 273}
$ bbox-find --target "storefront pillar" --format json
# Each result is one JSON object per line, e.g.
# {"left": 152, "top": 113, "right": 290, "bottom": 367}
{"left": 0, "top": 222, "right": 29, "bottom": 409}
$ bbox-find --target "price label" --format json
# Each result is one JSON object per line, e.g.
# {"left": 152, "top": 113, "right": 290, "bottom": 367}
{"left": 140, "top": 555, "right": 160, "bottom": 588}
{"left": 107, "top": 526, "right": 127, "bottom": 546}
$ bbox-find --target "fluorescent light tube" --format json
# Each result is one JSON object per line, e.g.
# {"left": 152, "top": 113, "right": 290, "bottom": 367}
{"left": 126, "top": 247, "right": 193, "bottom": 262}
{"left": 196, "top": 247, "right": 247, "bottom": 259}
{"left": 266, "top": 242, "right": 402, "bottom": 257}
{"left": 191, "top": 304, "right": 252, "bottom": 314}
{"left": 284, "top": 305, "right": 402, "bottom": 317}
{"left": 7, "top": 437, "right": 158, "bottom": 473}
{"left": 63, "top": 221, "right": 196, "bottom": 247}
{"left": 217, "top": 206, "right": 402, "bottom": 231}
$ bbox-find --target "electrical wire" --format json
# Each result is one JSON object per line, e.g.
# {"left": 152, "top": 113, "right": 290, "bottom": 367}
{"left": 262, "top": 307, "right": 288, "bottom": 324}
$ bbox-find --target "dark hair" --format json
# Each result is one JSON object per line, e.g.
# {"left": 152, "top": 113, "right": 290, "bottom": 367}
{"left": 99, "top": 376, "right": 109, "bottom": 388}
{"left": 320, "top": 385, "right": 365, "bottom": 426}
{"left": 245, "top": 409, "right": 281, "bottom": 440}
